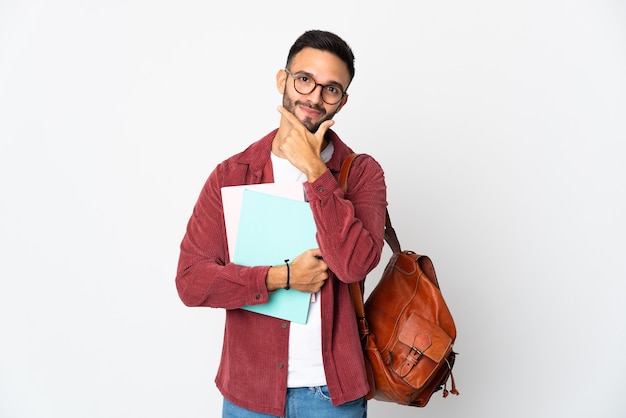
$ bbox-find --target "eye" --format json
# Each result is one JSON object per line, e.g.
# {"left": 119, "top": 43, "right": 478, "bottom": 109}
{"left": 325, "top": 85, "right": 341, "bottom": 96}
{"left": 298, "top": 75, "right": 312, "bottom": 84}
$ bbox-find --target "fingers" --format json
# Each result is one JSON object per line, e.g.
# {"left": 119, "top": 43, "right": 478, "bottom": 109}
{"left": 289, "top": 249, "right": 329, "bottom": 293}
{"left": 314, "top": 119, "right": 335, "bottom": 141}
{"left": 278, "top": 106, "right": 306, "bottom": 138}
{"left": 294, "top": 249, "right": 327, "bottom": 270}
{"left": 277, "top": 105, "right": 299, "bottom": 127}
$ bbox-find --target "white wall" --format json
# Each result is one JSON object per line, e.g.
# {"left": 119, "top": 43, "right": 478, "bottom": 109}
{"left": 1, "top": 1, "right": 625, "bottom": 417}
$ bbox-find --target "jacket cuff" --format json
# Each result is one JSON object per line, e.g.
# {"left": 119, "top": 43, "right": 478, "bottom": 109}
{"left": 248, "top": 265, "right": 271, "bottom": 305}
{"left": 304, "top": 169, "right": 339, "bottom": 201}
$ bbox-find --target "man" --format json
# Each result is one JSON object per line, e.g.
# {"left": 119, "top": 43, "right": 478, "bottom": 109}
{"left": 176, "top": 30, "right": 387, "bottom": 417}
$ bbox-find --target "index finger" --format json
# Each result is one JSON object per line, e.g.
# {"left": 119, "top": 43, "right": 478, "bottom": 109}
{"left": 277, "top": 105, "right": 304, "bottom": 129}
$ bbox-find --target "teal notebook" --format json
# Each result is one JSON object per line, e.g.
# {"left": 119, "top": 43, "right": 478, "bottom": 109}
{"left": 233, "top": 189, "right": 318, "bottom": 324}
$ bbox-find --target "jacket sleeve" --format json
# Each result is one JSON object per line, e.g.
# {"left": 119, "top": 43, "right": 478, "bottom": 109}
{"left": 175, "top": 164, "right": 271, "bottom": 309}
{"left": 304, "top": 154, "right": 387, "bottom": 283}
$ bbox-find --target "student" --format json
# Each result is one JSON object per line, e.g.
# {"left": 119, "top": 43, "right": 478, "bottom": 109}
{"left": 176, "top": 29, "right": 387, "bottom": 417}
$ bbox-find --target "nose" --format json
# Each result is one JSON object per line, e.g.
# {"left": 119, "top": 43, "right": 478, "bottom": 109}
{"left": 307, "top": 84, "right": 324, "bottom": 104}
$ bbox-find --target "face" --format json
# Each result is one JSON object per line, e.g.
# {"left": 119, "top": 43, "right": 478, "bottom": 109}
{"left": 277, "top": 47, "right": 351, "bottom": 133}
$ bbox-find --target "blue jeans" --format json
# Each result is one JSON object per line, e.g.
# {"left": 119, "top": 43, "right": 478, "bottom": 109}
{"left": 222, "top": 386, "right": 367, "bottom": 418}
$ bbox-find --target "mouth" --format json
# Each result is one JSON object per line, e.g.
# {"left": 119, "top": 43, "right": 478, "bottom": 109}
{"left": 297, "top": 102, "right": 325, "bottom": 119}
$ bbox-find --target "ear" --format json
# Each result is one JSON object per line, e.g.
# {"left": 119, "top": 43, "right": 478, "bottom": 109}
{"left": 335, "top": 94, "right": 349, "bottom": 113}
{"left": 276, "top": 69, "right": 287, "bottom": 94}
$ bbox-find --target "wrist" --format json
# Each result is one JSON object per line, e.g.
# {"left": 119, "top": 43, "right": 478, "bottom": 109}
{"left": 305, "top": 164, "right": 328, "bottom": 182}
{"left": 265, "top": 264, "right": 290, "bottom": 291}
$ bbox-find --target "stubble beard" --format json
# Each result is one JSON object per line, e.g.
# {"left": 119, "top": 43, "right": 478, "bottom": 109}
{"left": 282, "top": 94, "right": 335, "bottom": 134}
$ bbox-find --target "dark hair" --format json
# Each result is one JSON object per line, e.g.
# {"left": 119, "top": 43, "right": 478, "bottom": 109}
{"left": 286, "top": 30, "right": 355, "bottom": 84}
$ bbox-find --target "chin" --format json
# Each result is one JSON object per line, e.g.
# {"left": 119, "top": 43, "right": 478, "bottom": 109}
{"left": 304, "top": 123, "right": 319, "bottom": 133}
{"left": 297, "top": 116, "right": 320, "bottom": 133}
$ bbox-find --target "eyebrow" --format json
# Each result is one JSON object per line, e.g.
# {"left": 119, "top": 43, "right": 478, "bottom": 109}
{"left": 293, "top": 70, "right": 347, "bottom": 92}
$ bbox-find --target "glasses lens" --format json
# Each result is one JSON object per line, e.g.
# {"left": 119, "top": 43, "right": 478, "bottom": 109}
{"left": 321, "top": 87, "right": 343, "bottom": 105}
{"left": 293, "top": 75, "right": 315, "bottom": 95}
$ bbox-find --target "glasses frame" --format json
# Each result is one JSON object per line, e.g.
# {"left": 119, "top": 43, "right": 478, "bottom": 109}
{"left": 284, "top": 68, "right": 347, "bottom": 105}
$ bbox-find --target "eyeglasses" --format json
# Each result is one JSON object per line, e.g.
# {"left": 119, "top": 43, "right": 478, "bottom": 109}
{"left": 284, "top": 69, "right": 347, "bottom": 105}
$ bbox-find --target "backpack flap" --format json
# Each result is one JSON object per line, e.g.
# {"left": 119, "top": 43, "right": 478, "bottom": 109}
{"left": 390, "top": 312, "right": 453, "bottom": 389}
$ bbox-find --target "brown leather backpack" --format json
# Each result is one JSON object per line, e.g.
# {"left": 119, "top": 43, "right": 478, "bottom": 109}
{"left": 339, "top": 153, "right": 459, "bottom": 407}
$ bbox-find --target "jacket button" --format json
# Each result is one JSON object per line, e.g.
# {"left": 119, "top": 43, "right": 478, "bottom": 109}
{"left": 278, "top": 362, "right": 284, "bottom": 369}
{"left": 255, "top": 294, "right": 261, "bottom": 300}
{"left": 281, "top": 323, "right": 287, "bottom": 329}
{"left": 317, "top": 187, "right": 325, "bottom": 192}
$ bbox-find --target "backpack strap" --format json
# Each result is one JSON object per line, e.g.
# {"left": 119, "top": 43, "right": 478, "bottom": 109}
{"left": 340, "top": 152, "right": 402, "bottom": 320}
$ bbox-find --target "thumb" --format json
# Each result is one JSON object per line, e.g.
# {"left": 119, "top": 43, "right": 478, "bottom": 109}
{"left": 315, "top": 119, "right": 335, "bottom": 140}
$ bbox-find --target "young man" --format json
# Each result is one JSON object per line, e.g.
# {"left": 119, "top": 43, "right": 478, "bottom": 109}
{"left": 176, "top": 30, "right": 387, "bottom": 417}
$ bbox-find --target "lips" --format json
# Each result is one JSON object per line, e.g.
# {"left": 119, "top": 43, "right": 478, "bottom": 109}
{"left": 297, "top": 102, "right": 325, "bottom": 119}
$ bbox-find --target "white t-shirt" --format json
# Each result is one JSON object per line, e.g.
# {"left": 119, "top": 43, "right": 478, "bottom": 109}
{"left": 270, "top": 142, "right": 334, "bottom": 388}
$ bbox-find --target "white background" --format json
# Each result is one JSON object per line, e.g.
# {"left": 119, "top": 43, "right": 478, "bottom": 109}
{"left": 1, "top": 1, "right": 625, "bottom": 417}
